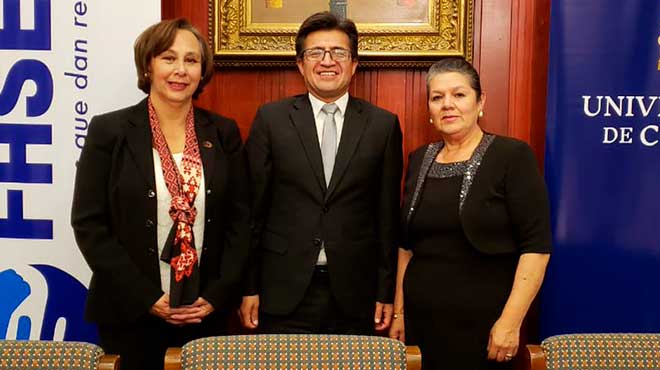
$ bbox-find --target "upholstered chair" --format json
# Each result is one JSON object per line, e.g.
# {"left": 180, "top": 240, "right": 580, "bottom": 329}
{"left": 165, "top": 334, "right": 421, "bottom": 370}
{"left": 0, "top": 340, "right": 119, "bottom": 370}
{"left": 524, "top": 333, "right": 660, "bottom": 370}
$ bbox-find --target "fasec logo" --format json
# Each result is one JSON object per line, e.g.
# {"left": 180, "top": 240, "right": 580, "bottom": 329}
{"left": 0, "top": 265, "right": 97, "bottom": 342}
{"left": 0, "top": 0, "right": 54, "bottom": 239}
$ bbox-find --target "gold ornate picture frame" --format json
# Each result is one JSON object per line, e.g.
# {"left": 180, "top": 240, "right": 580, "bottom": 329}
{"left": 210, "top": 0, "right": 473, "bottom": 67}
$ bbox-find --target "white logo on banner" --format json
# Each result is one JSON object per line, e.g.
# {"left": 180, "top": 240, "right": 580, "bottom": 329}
{"left": 579, "top": 26, "right": 660, "bottom": 147}
{"left": 582, "top": 95, "right": 660, "bottom": 147}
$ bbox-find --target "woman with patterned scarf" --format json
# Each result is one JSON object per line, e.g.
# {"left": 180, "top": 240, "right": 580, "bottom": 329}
{"left": 71, "top": 18, "right": 250, "bottom": 370}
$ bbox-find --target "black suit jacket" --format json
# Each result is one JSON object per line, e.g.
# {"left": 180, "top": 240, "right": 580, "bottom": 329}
{"left": 244, "top": 94, "right": 403, "bottom": 318}
{"left": 402, "top": 135, "right": 552, "bottom": 255}
{"left": 71, "top": 98, "right": 250, "bottom": 325}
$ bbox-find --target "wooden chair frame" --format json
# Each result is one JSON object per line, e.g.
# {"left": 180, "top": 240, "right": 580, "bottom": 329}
{"left": 522, "top": 344, "right": 547, "bottom": 370}
{"left": 98, "top": 354, "right": 121, "bottom": 370}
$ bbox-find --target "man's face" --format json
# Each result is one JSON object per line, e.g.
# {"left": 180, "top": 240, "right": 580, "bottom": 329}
{"left": 296, "top": 29, "right": 358, "bottom": 102}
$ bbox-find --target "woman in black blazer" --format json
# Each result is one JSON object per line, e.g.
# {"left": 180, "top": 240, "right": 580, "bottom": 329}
{"left": 389, "top": 58, "right": 551, "bottom": 370}
{"left": 71, "top": 19, "right": 249, "bottom": 370}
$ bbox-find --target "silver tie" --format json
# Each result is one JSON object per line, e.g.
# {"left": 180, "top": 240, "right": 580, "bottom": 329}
{"left": 320, "top": 103, "right": 338, "bottom": 186}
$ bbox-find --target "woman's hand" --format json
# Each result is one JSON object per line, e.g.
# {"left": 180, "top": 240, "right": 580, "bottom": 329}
{"left": 487, "top": 253, "right": 550, "bottom": 362}
{"left": 169, "top": 297, "right": 215, "bottom": 324}
{"left": 389, "top": 314, "right": 405, "bottom": 342}
{"left": 149, "top": 294, "right": 182, "bottom": 325}
{"left": 150, "top": 294, "right": 214, "bottom": 325}
{"left": 487, "top": 318, "right": 520, "bottom": 362}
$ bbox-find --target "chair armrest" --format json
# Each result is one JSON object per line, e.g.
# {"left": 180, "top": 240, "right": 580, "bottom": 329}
{"left": 522, "top": 344, "right": 546, "bottom": 370}
{"left": 164, "top": 347, "right": 182, "bottom": 370}
{"left": 406, "top": 345, "right": 422, "bottom": 370}
{"left": 98, "top": 354, "right": 120, "bottom": 370}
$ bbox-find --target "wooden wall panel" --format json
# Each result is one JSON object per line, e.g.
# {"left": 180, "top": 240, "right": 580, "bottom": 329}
{"left": 162, "top": 0, "right": 549, "bottom": 163}
{"left": 507, "top": 0, "right": 551, "bottom": 165}
{"left": 477, "top": 0, "right": 512, "bottom": 137}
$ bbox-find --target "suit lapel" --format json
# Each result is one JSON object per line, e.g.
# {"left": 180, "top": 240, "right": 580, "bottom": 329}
{"left": 290, "top": 95, "right": 326, "bottom": 193}
{"left": 194, "top": 109, "right": 216, "bottom": 188}
{"left": 125, "top": 99, "right": 156, "bottom": 189}
{"left": 325, "top": 97, "right": 368, "bottom": 200}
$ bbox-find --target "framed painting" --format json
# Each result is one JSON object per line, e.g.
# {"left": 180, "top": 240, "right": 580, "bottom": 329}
{"left": 210, "top": 0, "right": 474, "bottom": 67}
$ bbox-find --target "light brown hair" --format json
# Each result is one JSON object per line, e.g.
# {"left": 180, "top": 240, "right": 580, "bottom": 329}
{"left": 134, "top": 18, "right": 213, "bottom": 98}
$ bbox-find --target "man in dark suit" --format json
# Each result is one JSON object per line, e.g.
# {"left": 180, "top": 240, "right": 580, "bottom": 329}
{"left": 239, "top": 11, "right": 403, "bottom": 334}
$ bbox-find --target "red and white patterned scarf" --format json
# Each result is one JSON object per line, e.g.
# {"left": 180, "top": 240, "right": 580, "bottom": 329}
{"left": 148, "top": 97, "right": 202, "bottom": 306}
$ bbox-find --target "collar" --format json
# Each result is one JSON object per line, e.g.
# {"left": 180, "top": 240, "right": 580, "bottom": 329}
{"left": 308, "top": 92, "right": 349, "bottom": 118}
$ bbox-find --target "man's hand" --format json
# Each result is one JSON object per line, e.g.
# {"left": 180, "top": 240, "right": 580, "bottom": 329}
{"left": 374, "top": 302, "right": 393, "bottom": 331}
{"left": 238, "top": 295, "right": 259, "bottom": 329}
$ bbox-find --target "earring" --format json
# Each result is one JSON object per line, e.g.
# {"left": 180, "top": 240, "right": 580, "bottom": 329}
{"left": 478, "top": 111, "right": 484, "bottom": 118}
{"left": 429, "top": 118, "right": 433, "bottom": 124}
{"left": 143, "top": 72, "right": 150, "bottom": 78}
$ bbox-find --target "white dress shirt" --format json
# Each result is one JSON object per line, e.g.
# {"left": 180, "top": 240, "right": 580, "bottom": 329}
{"left": 309, "top": 92, "right": 349, "bottom": 150}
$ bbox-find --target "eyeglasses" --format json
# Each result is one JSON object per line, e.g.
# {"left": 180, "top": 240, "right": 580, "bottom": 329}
{"left": 301, "top": 48, "right": 352, "bottom": 62}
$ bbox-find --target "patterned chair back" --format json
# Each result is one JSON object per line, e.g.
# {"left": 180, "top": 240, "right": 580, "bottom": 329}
{"left": 0, "top": 340, "right": 119, "bottom": 370}
{"left": 524, "top": 333, "right": 660, "bottom": 370}
{"left": 165, "top": 334, "right": 421, "bottom": 370}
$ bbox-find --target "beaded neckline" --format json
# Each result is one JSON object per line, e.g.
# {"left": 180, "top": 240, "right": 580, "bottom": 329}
{"left": 428, "top": 160, "right": 468, "bottom": 178}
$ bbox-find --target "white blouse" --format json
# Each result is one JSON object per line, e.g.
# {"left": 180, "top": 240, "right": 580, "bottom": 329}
{"left": 153, "top": 149, "right": 205, "bottom": 294}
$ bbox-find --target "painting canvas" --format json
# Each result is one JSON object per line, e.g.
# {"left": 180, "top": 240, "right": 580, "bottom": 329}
{"left": 211, "top": 0, "right": 472, "bottom": 67}
{"left": 251, "top": 0, "right": 429, "bottom": 24}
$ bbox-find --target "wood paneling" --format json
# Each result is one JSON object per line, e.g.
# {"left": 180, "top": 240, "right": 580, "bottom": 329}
{"left": 477, "top": 0, "right": 512, "bottom": 137}
{"left": 162, "top": 0, "right": 549, "bottom": 164}
{"left": 507, "top": 0, "right": 552, "bottom": 165}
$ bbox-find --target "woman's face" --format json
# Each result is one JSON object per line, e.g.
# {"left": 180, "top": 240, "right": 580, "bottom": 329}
{"left": 427, "top": 72, "right": 484, "bottom": 139}
{"left": 148, "top": 29, "right": 202, "bottom": 106}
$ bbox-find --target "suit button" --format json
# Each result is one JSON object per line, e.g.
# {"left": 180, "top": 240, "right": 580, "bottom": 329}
{"left": 207, "top": 219, "right": 211, "bottom": 224}
{"left": 206, "top": 188, "right": 212, "bottom": 195}
{"left": 145, "top": 219, "right": 154, "bottom": 228}
{"left": 312, "top": 238, "right": 322, "bottom": 246}
{"left": 322, "top": 206, "right": 329, "bottom": 213}
{"left": 147, "top": 247, "right": 156, "bottom": 255}
{"left": 147, "top": 189, "right": 156, "bottom": 198}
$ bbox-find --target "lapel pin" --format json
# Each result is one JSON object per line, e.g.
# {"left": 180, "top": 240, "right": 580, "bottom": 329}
{"left": 202, "top": 141, "right": 213, "bottom": 149}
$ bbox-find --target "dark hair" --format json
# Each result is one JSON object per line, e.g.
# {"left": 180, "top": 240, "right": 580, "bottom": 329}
{"left": 134, "top": 18, "right": 213, "bottom": 99}
{"left": 295, "top": 11, "right": 359, "bottom": 60}
{"left": 426, "top": 57, "right": 482, "bottom": 101}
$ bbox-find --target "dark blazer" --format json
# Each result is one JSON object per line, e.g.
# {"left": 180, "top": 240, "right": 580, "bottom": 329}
{"left": 402, "top": 135, "right": 552, "bottom": 254}
{"left": 244, "top": 94, "right": 403, "bottom": 318}
{"left": 71, "top": 98, "right": 250, "bottom": 325}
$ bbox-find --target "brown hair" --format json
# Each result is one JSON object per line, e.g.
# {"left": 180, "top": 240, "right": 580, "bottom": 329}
{"left": 295, "top": 12, "right": 358, "bottom": 60}
{"left": 134, "top": 18, "right": 213, "bottom": 98}
{"left": 426, "top": 57, "right": 482, "bottom": 101}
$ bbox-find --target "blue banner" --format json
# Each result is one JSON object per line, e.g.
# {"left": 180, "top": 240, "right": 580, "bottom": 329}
{"left": 542, "top": 1, "right": 660, "bottom": 336}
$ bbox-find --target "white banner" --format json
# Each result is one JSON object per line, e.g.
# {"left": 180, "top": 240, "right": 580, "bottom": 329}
{"left": 0, "top": 0, "right": 159, "bottom": 342}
